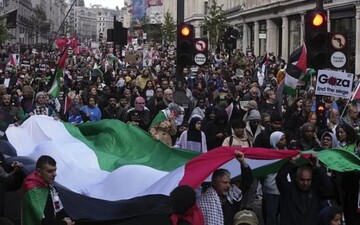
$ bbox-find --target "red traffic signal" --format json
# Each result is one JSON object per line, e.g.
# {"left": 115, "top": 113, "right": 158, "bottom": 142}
{"left": 317, "top": 105, "right": 325, "bottom": 111}
{"left": 177, "top": 24, "right": 194, "bottom": 66}
{"left": 311, "top": 11, "right": 326, "bottom": 27}
{"left": 178, "top": 25, "right": 193, "bottom": 38}
{"left": 305, "top": 9, "right": 328, "bottom": 69}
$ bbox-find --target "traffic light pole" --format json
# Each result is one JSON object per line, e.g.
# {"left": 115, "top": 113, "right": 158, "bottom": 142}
{"left": 316, "top": 0, "right": 324, "bottom": 9}
{"left": 176, "top": 0, "right": 185, "bottom": 91}
{"left": 113, "top": 16, "right": 117, "bottom": 71}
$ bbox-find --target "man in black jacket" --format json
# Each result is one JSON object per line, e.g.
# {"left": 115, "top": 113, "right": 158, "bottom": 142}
{"left": 253, "top": 113, "right": 283, "bottom": 149}
{"left": 276, "top": 155, "right": 333, "bottom": 225}
{"left": 101, "top": 95, "right": 127, "bottom": 122}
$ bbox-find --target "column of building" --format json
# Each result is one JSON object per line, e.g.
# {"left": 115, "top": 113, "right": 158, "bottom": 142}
{"left": 254, "top": 21, "right": 259, "bottom": 56}
{"left": 266, "top": 19, "right": 278, "bottom": 56}
{"left": 355, "top": 4, "right": 360, "bottom": 74}
{"left": 281, "top": 16, "right": 289, "bottom": 61}
{"left": 242, "top": 23, "right": 250, "bottom": 54}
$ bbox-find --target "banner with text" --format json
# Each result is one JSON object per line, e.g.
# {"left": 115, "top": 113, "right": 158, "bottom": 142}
{"left": 315, "top": 70, "right": 353, "bottom": 99}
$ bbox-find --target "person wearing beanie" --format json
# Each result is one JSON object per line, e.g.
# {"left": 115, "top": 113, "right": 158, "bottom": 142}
{"left": 28, "top": 91, "right": 58, "bottom": 118}
{"left": 149, "top": 102, "right": 181, "bottom": 147}
{"left": 233, "top": 209, "right": 259, "bottom": 225}
{"left": 244, "top": 110, "right": 263, "bottom": 144}
{"left": 170, "top": 185, "right": 204, "bottom": 225}
{"left": 247, "top": 110, "right": 261, "bottom": 121}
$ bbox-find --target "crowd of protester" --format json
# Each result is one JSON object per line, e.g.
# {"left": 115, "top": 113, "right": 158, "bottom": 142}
{"left": 0, "top": 40, "right": 359, "bottom": 225}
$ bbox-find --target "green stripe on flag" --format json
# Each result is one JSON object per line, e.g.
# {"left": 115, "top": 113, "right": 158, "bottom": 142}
{"left": 48, "top": 68, "right": 62, "bottom": 98}
{"left": 283, "top": 84, "right": 297, "bottom": 95}
{"left": 318, "top": 149, "right": 360, "bottom": 172}
{"left": 63, "top": 119, "right": 199, "bottom": 172}
{"left": 22, "top": 187, "right": 49, "bottom": 225}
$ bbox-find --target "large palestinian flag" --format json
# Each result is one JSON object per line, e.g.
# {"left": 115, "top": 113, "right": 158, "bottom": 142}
{"left": 5, "top": 116, "right": 360, "bottom": 224}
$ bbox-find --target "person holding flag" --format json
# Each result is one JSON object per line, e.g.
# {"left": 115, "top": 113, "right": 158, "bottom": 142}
{"left": 22, "top": 155, "right": 75, "bottom": 225}
{"left": 149, "top": 103, "right": 182, "bottom": 148}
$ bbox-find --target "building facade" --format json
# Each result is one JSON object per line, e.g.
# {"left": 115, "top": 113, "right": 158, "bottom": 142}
{"left": 165, "top": 0, "right": 359, "bottom": 74}
{"left": 72, "top": 6, "right": 97, "bottom": 42}
{"left": 3, "top": 0, "right": 67, "bottom": 45}
{"left": 91, "top": 5, "right": 123, "bottom": 42}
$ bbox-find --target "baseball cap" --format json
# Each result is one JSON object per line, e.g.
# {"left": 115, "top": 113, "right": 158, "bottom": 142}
{"left": 233, "top": 210, "right": 258, "bottom": 225}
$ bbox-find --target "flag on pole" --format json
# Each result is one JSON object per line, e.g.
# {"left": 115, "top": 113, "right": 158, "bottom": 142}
{"left": 63, "top": 95, "right": 72, "bottom": 114}
{"left": 48, "top": 46, "right": 69, "bottom": 98}
{"left": 284, "top": 44, "right": 307, "bottom": 95}
{"left": 91, "top": 63, "right": 103, "bottom": 77}
{"left": 8, "top": 54, "right": 17, "bottom": 67}
{"left": 351, "top": 82, "right": 360, "bottom": 101}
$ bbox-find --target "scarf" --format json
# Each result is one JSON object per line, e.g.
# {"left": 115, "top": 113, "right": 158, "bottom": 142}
{"left": 171, "top": 204, "right": 204, "bottom": 225}
{"left": 35, "top": 104, "right": 47, "bottom": 115}
{"left": 49, "top": 184, "right": 64, "bottom": 216}
{"left": 197, "top": 186, "right": 242, "bottom": 225}
{"left": 197, "top": 187, "right": 223, "bottom": 225}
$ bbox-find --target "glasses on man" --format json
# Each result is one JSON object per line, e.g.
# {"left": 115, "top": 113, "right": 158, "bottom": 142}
{"left": 135, "top": 102, "right": 145, "bottom": 105}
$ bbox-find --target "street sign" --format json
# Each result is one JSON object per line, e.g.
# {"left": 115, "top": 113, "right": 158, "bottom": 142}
{"left": 194, "top": 53, "right": 206, "bottom": 66}
{"left": 330, "top": 51, "right": 346, "bottom": 68}
{"left": 194, "top": 39, "right": 207, "bottom": 52}
{"left": 331, "top": 33, "right": 346, "bottom": 50}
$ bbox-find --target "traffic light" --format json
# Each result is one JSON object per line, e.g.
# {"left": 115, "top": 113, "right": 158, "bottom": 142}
{"left": 99, "top": 32, "right": 103, "bottom": 42}
{"left": 316, "top": 101, "right": 326, "bottom": 127}
{"left": 177, "top": 24, "right": 194, "bottom": 66}
{"left": 305, "top": 9, "right": 328, "bottom": 69}
{"left": 114, "top": 21, "right": 128, "bottom": 46}
{"left": 107, "top": 29, "right": 114, "bottom": 42}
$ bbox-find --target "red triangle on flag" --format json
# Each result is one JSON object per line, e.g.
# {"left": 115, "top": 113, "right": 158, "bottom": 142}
{"left": 64, "top": 95, "right": 73, "bottom": 115}
{"left": 352, "top": 83, "right": 360, "bottom": 101}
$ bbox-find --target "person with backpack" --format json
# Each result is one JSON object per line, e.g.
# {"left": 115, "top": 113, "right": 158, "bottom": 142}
{"left": 222, "top": 120, "right": 252, "bottom": 148}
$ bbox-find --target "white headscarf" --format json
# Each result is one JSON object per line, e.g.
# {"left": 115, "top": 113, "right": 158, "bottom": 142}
{"left": 270, "top": 131, "right": 285, "bottom": 149}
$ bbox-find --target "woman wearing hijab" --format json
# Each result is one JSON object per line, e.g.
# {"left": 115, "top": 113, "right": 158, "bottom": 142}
{"left": 262, "top": 131, "right": 286, "bottom": 225}
{"left": 317, "top": 205, "right": 342, "bottom": 225}
{"left": 174, "top": 116, "right": 207, "bottom": 153}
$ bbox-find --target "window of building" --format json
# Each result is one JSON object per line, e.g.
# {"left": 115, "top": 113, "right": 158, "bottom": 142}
{"left": 289, "top": 17, "right": 301, "bottom": 55}
{"left": 259, "top": 22, "right": 266, "bottom": 56}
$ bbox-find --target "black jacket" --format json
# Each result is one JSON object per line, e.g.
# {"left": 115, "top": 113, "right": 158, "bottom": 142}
{"left": 102, "top": 106, "right": 127, "bottom": 122}
{"left": 276, "top": 162, "right": 333, "bottom": 225}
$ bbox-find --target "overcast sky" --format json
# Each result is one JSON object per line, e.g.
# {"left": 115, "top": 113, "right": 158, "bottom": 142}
{"left": 84, "top": 0, "right": 124, "bottom": 9}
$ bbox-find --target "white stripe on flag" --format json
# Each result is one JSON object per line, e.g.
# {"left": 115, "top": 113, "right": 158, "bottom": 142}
{"left": 284, "top": 73, "right": 298, "bottom": 89}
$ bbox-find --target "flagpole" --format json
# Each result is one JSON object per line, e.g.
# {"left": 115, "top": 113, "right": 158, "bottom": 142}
{"left": 340, "top": 81, "right": 360, "bottom": 118}
{"left": 48, "top": 0, "right": 78, "bottom": 52}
